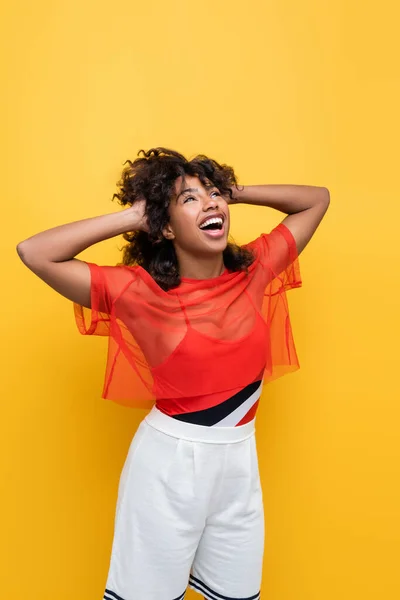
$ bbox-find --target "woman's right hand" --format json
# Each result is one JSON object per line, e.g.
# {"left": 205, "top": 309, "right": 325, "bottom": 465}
{"left": 128, "top": 199, "right": 149, "bottom": 233}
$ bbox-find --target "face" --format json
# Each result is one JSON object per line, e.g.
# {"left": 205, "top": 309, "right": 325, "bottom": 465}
{"left": 163, "top": 175, "right": 230, "bottom": 256}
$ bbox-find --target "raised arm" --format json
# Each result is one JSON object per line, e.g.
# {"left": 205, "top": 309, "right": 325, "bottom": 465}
{"left": 230, "top": 184, "right": 330, "bottom": 255}
{"left": 16, "top": 202, "right": 147, "bottom": 308}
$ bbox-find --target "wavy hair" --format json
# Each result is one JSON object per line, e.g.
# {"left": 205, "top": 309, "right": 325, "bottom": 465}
{"left": 113, "top": 147, "right": 254, "bottom": 290}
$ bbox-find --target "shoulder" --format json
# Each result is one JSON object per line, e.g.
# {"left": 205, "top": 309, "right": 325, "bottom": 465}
{"left": 242, "top": 223, "right": 297, "bottom": 257}
{"left": 84, "top": 262, "right": 143, "bottom": 299}
{"left": 87, "top": 262, "right": 139, "bottom": 281}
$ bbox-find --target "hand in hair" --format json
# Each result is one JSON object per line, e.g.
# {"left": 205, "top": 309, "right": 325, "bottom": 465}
{"left": 131, "top": 197, "right": 149, "bottom": 233}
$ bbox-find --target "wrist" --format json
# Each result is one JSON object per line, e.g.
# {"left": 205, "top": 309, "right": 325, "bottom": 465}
{"left": 116, "top": 207, "right": 141, "bottom": 233}
{"left": 122, "top": 203, "right": 149, "bottom": 232}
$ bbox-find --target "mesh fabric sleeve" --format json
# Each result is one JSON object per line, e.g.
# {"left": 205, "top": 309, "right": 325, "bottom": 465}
{"left": 245, "top": 222, "right": 302, "bottom": 294}
{"left": 74, "top": 262, "right": 129, "bottom": 336}
{"left": 244, "top": 222, "right": 303, "bottom": 384}
{"left": 73, "top": 262, "right": 180, "bottom": 408}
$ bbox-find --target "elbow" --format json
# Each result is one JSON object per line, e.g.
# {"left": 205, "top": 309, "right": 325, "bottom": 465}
{"left": 320, "top": 187, "right": 330, "bottom": 204}
{"left": 16, "top": 241, "right": 28, "bottom": 264}
{"left": 17, "top": 240, "right": 53, "bottom": 275}
{"left": 16, "top": 239, "right": 37, "bottom": 268}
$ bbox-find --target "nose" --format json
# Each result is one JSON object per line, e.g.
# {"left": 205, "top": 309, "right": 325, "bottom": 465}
{"left": 203, "top": 194, "right": 219, "bottom": 211}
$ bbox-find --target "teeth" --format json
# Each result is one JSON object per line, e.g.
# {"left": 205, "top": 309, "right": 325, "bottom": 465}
{"left": 199, "top": 217, "right": 223, "bottom": 229}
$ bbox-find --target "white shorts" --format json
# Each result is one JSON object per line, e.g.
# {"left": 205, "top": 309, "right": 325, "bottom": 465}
{"left": 103, "top": 406, "right": 264, "bottom": 600}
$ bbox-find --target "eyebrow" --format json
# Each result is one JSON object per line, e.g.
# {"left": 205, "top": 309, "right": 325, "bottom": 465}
{"left": 176, "top": 187, "right": 199, "bottom": 200}
{"left": 176, "top": 183, "right": 216, "bottom": 202}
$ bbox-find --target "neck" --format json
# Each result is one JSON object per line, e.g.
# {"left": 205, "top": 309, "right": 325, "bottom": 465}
{"left": 177, "top": 250, "right": 225, "bottom": 280}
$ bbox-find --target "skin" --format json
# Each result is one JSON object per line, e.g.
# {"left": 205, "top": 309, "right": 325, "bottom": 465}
{"left": 16, "top": 173, "right": 330, "bottom": 309}
{"left": 16, "top": 169, "right": 329, "bottom": 600}
{"left": 15, "top": 176, "right": 233, "bottom": 307}
{"left": 163, "top": 175, "right": 231, "bottom": 280}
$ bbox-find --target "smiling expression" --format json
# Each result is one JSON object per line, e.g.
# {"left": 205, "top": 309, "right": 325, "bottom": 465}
{"left": 163, "top": 175, "right": 230, "bottom": 256}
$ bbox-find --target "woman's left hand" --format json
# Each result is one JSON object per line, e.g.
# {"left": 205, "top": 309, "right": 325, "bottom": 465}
{"left": 227, "top": 185, "right": 242, "bottom": 205}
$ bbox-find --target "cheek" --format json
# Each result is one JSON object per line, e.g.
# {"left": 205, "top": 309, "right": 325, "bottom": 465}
{"left": 169, "top": 206, "right": 198, "bottom": 235}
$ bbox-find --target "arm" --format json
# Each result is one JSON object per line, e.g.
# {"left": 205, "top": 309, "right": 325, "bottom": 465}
{"left": 16, "top": 202, "right": 147, "bottom": 308}
{"left": 230, "top": 184, "right": 330, "bottom": 255}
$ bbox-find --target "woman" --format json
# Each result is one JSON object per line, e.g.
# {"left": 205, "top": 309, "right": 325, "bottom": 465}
{"left": 17, "top": 148, "right": 330, "bottom": 600}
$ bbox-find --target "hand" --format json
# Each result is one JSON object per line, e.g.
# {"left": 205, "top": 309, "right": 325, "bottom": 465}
{"left": 127, "top": 199, "right": 149, "bottom": 232}
{"left": 228, "top": 185, "right": 243, "bottom": 205}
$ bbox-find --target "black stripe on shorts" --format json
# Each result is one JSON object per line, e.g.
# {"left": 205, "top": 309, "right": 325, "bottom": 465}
{"left": 189, "top": 574, "right": 260, "bottom": 600}
{"left": 104, "top": 589, "right": 125, "bottom": 600}
{"left": 104, "top": 588, "right": 186, "bottom": 600}
{"left": 172, "top": 380, "right": 262, "bottom": 426}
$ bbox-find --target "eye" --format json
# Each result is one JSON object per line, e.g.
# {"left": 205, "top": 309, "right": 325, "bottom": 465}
{"left": 183, "top": 196, "right": 196, "bottom": 203}
{"left": 211, "top": 190, "right": 221, "bottom": 198}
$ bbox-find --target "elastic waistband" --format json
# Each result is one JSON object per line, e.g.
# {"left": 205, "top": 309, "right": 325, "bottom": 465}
{"left": 145, "top": 406, "right": 256, "bottom": 444}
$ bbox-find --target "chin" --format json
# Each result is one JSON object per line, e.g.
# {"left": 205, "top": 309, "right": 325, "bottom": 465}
{"left": 203, "top": 239, "right": 229, "bottom": 254}
{"left": 181, "top": 230, "right": 229, "bottom": 255}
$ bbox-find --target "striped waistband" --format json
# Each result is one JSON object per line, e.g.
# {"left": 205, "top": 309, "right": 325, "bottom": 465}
{"left": 145, "top": 405, "right": 256, "bottom": 444}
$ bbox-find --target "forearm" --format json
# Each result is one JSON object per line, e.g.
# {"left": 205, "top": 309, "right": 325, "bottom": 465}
{"left": 231, "top": 184, "right": 330, "bottom": 214}
{"left": 17, "top": 207, "right": 138, "bottom": 265}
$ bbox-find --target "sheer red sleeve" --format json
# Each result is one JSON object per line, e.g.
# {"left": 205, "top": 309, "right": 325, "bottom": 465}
{"left": 74, "top": 263, "right": 157, "bottom": 407}
{"left": 244, "top": 222, "right": 303, "bottom": 384}
{"left": 245, "top": 222, "right": 302, "bottom": 294}
{"left": 74, "top": 263, "right": 120, "bottom": 336}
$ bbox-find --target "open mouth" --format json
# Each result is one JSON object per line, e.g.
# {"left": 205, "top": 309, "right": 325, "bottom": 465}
{"left": 199, "top": 217, "right": 224, "bottom": 231}
{"left": 198, "top": 216, "right": 225, "bottom": 239}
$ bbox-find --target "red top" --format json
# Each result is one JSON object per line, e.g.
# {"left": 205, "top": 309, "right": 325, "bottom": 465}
{"left": 74, "top": 223, "right": 302, "bottom": 410}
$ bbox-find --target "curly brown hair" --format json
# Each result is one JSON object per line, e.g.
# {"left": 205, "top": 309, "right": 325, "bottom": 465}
{"left": 113, "top": 147, "right": 254, "bottom": 290}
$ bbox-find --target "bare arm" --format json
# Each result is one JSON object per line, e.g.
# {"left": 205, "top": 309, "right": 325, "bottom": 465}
{"left": 16, "top": 202, "right": 147, "bottom": 308}
{"left": 230, "top": 184, "right": 330, "bottom": 255}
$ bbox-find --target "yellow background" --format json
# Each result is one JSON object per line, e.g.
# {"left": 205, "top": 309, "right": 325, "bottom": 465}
{"left": 1, "top": 1, "right": 399, "bottom": 598}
